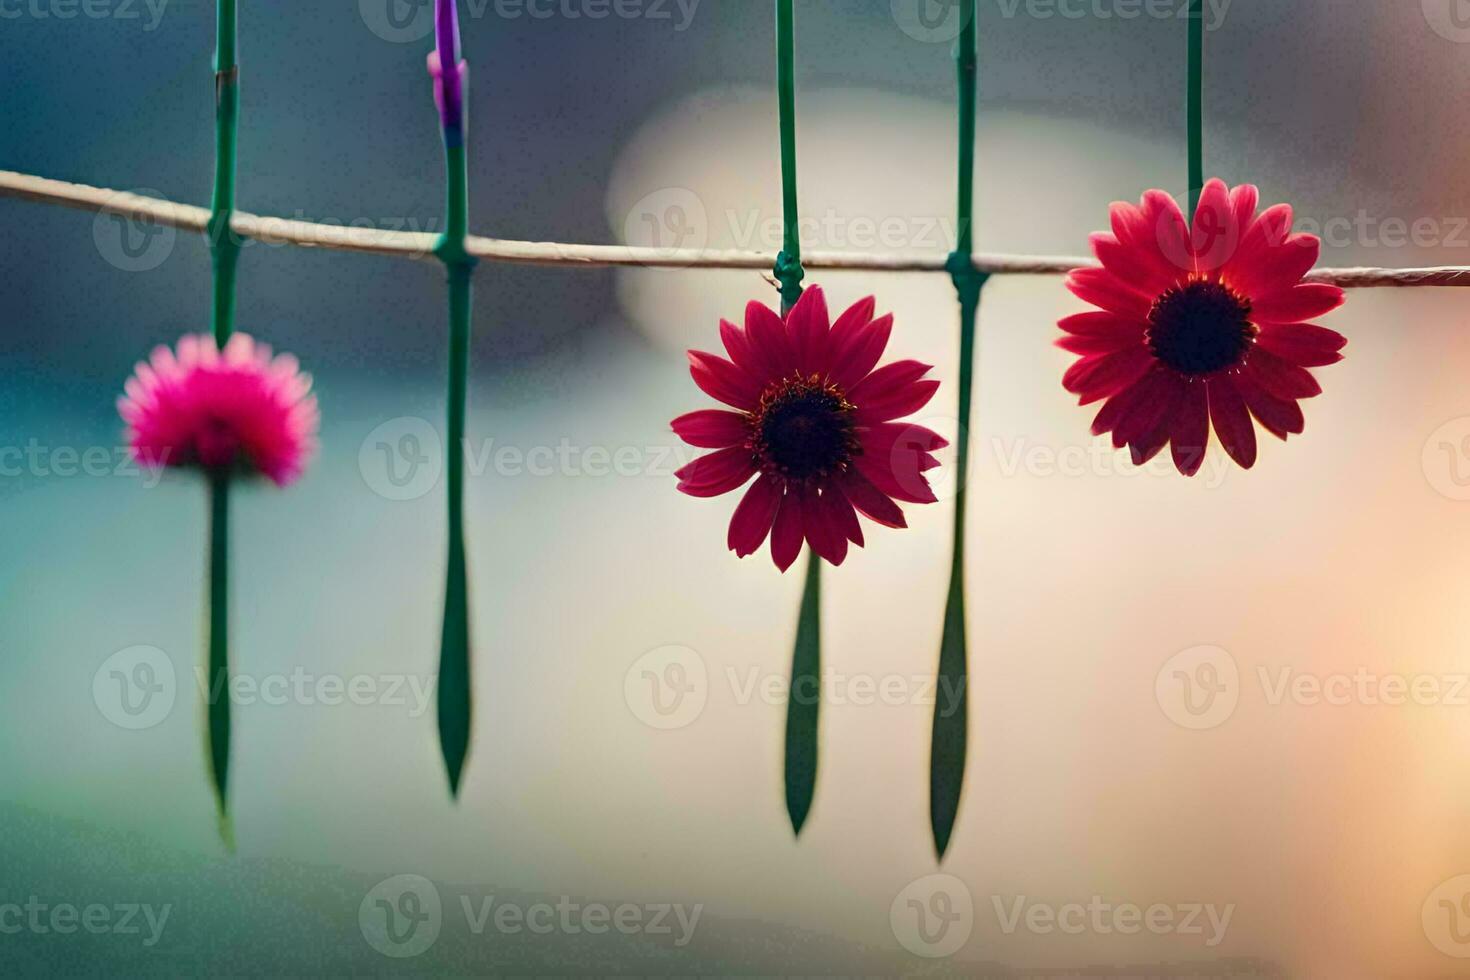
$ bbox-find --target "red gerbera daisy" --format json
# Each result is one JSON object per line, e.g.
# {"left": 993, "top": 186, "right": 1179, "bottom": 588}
{"left": 1059, "top": 178, "right": 1347, "bottom": 475}
{"left": 673, "top": 285, "right": 943, "bottom": 571}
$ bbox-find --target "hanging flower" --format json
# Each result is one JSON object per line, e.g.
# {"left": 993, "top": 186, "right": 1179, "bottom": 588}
{"left": 119, "top": 333, "right": 320, "bottom": 487}
{"left": 672, "top": 286, "right": 943, "bottom": 571}
{"left": 1059, "top": 178, "right": 1347, "bottom": 475}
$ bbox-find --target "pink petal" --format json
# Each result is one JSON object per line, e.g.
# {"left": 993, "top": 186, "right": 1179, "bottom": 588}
{"left": 727, "top": 473, "right": 783, "bottom": 557}
{"left": 671, "top": 409, "right": 749, "bottom": 449}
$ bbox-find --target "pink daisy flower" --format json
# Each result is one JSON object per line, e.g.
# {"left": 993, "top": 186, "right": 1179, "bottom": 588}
{"left": 1059, "top": 178, "right": 1347, "bottom": 475}
{"left": 672, "top": 285, "right": 944, "bottom": 571}
{"left": 119, "top": 332, "right": 320, "bottom": 487}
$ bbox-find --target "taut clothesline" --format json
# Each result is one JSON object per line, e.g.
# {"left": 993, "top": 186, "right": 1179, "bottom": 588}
{"left": 5, "top": 168, "right": 1469, "bottom": 288}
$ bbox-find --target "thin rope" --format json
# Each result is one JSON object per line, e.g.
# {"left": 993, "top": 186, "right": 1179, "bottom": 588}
{"left": 5, "top": 169, "right": 1468, "bottom": 288}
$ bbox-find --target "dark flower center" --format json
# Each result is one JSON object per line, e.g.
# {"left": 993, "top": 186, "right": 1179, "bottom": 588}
{"left": 1146, "top": 278, "right": 1256, "bottom": 376}
{"left": 750, "top": 374, "right": 858, "bottom": 482}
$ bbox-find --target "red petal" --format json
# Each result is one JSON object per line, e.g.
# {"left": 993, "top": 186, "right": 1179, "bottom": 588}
{"left": 1091, "top": 231, "right": 1170, "bottom": 295}
{"left": 839, "top": 471, "right": 907, "bottom": 528}
{"left": 826, "top": 484, "right": 865, "bottom": 546}
{"left": 1114, "top": 370, "right": 1182, "bottom": 450}
{"left": 854, "top": 379, "right": 940, "bottom": 423}
{"left": 1207, "top": 376, "right": 1257, "bottom": 468}
{"left": 770, "top": 488, "right": 805, "bottom": 572}
{"left": 1062, "top": 346, "right": 1154, "bottom": 405}
{"left": 1091, "top": 377, "right": 1152, "bottom": 437}
{"left": 1058, "top": 311, "right": 1147, "bottom": 340}
{"left": 855, "top": 452, "right": 936, "bottom": 505}
{"left": 1170, "top": 380, "right": 1210, "bottom": 476}
{"left": 849, "top": 359, "right": 934, "bottom": 403}
{"left": 1225, "top": 203, "right": 1293, "bottom": 291}
{"left": 688, "top": 350, "right": 759, "bottom": 409}
{"left": 1066, "top": 267, "right": 1153, "bottom": 319}
{"left": 1250, "top": 284, "right": 1345, "bottom": 324}
{"left": 671, "top": 409, "right": 749, "bottom": 449}
{"left": 1141, "top": 189, "right": 1193, "bottom": 283}
{"left": 727, "top": 473, "right": 782, "bottom": 557}
{"left": 1190, "top": 178, "right": 1237, "bottom": 274}
{"left": 786, "top": 285, "right": 831, "bottom": 375}
{"left": 1256, "top": 323, "right": 1347, "bottom": 368}
{"left": 720, "top": 318, "right": 766, "bottom": 380}
{"left": 675, "top": 446, "right": 757, "bottom": 497}
{"left": 744, "top": 301, "right": 796, "bottom": 377}
{"left": 1234, "top": 370, "right": 1305, "bottom": 440}
{"left": 826, "top": 296, "right": 877, "bottom": 376}
{"left": 1056, "top": 332, "right": 1136, "bottom": 356}
{"left": 830, "top": 314, "right": 893, "bottom": 390}
{"left": 804, "top": 487, "right": 849, "bottom": 566}
{"left": 1245, "top": 347, "right": 1323, "bottom": 399}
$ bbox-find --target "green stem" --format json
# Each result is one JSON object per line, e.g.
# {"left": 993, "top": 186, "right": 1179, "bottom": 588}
{"left": 773, "top": 0, "right": 816, "bottom": 835}
{"left": 207, "top": 472, "right": 232, "bottom": 843}
{"left": 1187, "top": 0, "right": 1203, "bottom": 218}
{"left": 203, "top": 0, "right": 239, "bottom": 845}
{"left": 784, "top": 553, "right": 821, "bottom": 834}
{"left": 210, "top": 0, "right": 240, "bottom": 346}
{"left": 932, "top": 0, "right": 985, "bottom": 862}
{"left": 774, "top": 0, "right": 803, "bottom": 312}
{"left": 436, "top": 131, "right": 477, "bottom": 798}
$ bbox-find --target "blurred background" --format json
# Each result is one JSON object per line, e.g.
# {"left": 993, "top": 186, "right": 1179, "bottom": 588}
{"left": 5, "top": 0, "right": 1470, "bottom": 975}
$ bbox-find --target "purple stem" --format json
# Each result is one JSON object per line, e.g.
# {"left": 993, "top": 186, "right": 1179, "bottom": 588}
{"left": 433, "top": 0, "right": 465, "bottom": 136}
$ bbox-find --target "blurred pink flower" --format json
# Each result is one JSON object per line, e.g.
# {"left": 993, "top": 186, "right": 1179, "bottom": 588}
{"left": 118, "top": 333, "right": 319, "bottom": 487}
